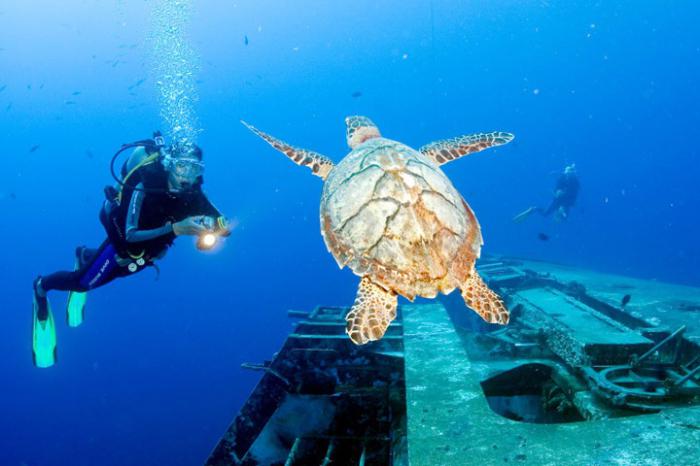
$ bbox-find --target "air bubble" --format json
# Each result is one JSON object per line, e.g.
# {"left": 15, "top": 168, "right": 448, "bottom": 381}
{"left": 150, "top": 0, "right": 202, "bottom": 148}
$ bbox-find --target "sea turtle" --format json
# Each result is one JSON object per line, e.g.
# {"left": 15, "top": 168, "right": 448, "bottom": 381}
{"left": 242, "top": 116, "right": 514, "bottom": 344}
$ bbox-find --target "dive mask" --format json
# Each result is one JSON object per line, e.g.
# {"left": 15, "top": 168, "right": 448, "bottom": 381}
{"left": 164, "top": 155, "right": 205, "bottom": 179}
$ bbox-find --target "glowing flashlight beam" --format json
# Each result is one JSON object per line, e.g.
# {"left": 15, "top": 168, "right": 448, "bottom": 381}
{"left": 199, "top": 233, "right": 217, "bottom": 250}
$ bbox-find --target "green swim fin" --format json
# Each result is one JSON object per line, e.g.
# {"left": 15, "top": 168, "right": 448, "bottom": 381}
{"left": 33, "top": 289, "right": 57, "bottom": 368}
{"left": 66, "top": 291, "right": 86, "bottom": 327}
{"left": 67, "top": 248, "right": 88, "bottom": 327}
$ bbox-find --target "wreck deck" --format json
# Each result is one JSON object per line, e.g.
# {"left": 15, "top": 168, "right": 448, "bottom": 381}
{"left": 206, "top": 257, "right": 700, "bottom": 465}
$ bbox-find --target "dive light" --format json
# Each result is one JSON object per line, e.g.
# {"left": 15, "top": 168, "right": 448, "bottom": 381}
{"left": 197, "top": 232, "right": 218, "bottom": 251}
{"left": 195, "top": 216, "right": 226, "bottom": 251}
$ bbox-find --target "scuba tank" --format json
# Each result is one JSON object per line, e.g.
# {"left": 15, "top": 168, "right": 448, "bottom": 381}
{"left": 109, "top": 131, "right": 166, "bottom": 194}
{"left": 100, "top": 132, "right": 169, "bottom": 260}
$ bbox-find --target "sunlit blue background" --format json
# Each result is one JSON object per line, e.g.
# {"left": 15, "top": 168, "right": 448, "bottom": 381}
{"left": 1, "top": 1, "right": 698, "bottom": 464}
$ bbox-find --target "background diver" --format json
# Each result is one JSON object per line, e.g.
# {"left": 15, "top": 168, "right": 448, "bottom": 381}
{"left": 513, "top": 163, "right": 580, "bottom": 223}
{"left": 32, "top": 133, "right": 231, "bottom": 368}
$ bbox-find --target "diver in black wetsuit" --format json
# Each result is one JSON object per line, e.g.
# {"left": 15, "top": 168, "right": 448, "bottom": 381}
{"left": 31, "top": 135, "right": 231, "bottom": 367}
{"left": 513, "top": 164, "right": 580, "bottom": 223}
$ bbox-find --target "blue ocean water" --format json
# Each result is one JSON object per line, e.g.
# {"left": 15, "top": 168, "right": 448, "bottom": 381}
{"left": 1, "top": 1, "right": 698, "bottom": 464}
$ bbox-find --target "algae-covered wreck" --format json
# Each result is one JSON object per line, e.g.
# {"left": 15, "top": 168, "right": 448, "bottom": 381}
{"left": 207, "top": 257, "right": 700, "bottom": 465}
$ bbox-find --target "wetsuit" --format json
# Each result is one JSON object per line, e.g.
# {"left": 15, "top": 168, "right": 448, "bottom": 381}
{"left": 39, "top": 150, "right": 222, "bottom": 293}
{"left": 540, "top": 172, "right": 580, "bottom": 218}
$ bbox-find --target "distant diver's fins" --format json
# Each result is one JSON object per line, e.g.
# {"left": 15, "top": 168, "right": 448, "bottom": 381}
{"left": 32, "top": 281, "right": 57, "bottom": 368}
{"left": 512, "top": 206, "right": 537, "bottom": 224}
{"left": 66, "top": 291, "right": 86, "bottom": 327}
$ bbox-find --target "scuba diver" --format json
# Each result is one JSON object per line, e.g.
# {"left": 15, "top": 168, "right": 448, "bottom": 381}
{"left": 32, "top": 133, "right": 231, "bottom": 368}
{"left": 513, "top": 163, "right": 580, "bottom": 223}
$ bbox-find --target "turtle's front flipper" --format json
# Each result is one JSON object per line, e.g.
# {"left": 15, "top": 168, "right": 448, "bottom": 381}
{"left": 419, "top": 131, "right": 514, "bottom": 166}
{"left": 241, "top": 120, "right": 334, "bottom": 179}
{"left": 460, "top": 271, "right": 509, "bottom": 325}
{"left": 345, "top": 277, "right": 397, "bottom": 345}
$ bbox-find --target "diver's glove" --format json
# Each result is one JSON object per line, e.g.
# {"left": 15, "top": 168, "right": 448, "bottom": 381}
{"left": 172, "top": 216, "right": 209, "bottom": 236}
{"left": 198, "top": 216, "right": 232, "bottom": 237}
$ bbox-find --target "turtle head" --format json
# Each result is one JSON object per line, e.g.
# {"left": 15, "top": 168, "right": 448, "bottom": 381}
{"left": 345, "top": 115, "right": 381, "bottom": 149}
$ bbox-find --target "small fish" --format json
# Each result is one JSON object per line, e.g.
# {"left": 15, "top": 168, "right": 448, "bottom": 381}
{"left": 26, "top": 84, "right": 32, "bottom": 90}
{"left": 39, "top": 83, "right": 44, "bottom": 89}
{"left": 621, "top": 294, "right": 631, "bottom": 307}
{"left": 0, "top": 84, "right": 6, "bottom": 92}
{"left": 29, "top": 144, "right": 40, "bottom": 153}
{"left": 244, "top": 35, "right": 249, "bottom": 46}
{"left": 64, "top": 100, "right": 77, "bottom": 105}
{"left": 72, "top": 91, "right": 81, "bottom": 96}
{"left": 5, "top": 102, "right": 12, "bottom": 111}
{"left": 351, "top": 91, "right": 363, "bottom": 98}
{"left": 85, "top": 150, "right": 94, "bottom": 159}
{"left": 9, "top": 192, "right": 16, "bottom": 200}
{"left": 537, "top": 232, "right": 550, "bottom": 241}
{"left": 127, "top": 78, "right": 146, "bottom": 90}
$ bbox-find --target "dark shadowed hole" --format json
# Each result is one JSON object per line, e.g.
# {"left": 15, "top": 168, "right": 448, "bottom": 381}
{"left": 480, "top": 363, "right": 585, "bottom": 424}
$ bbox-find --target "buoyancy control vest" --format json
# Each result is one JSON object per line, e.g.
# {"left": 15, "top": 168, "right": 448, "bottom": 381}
{"left": 100, "top": 139, "right": 170, "bottom": 260}
{"left": 100, "top": 135, "right": 211, "bottom": 261}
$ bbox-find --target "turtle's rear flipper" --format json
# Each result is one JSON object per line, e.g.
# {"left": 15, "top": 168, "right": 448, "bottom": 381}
{"left": 461, "top": 272, "right": 509, "bottom": 325}
{"left": 240, "top": 120, "right": 334, "bottom": 179}
{"left": 419, "top": 131, "right": 514, "bottom": 166}
{"left": 345, "top": 277, "right": 397, "bottom": 345}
